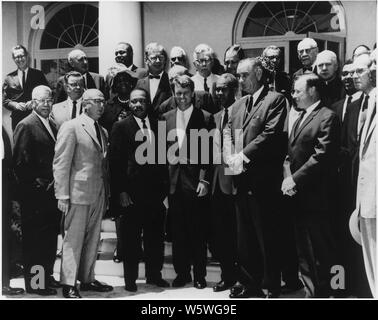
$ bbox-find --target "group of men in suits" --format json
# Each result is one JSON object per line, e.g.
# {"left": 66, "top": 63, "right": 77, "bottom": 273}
{"left": 2, "top": 37, "right": 376, "bottom": 299}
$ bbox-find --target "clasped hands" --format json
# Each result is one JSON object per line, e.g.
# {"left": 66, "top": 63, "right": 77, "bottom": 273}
{"left": 281, "top": 176, "right": 297, "bottom": 197}
{"left": 226, "top": 152, "right": 246, "bottom": 175}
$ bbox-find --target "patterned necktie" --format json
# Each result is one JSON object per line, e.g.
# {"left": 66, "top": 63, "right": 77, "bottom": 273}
{"left": 204, "top": 77, "right": 209, "bottom": 92}
{"left": 94, "top": 121, "right": 102, "bottom": 150}
{"left": 71, "top": 100, "right": 77, "bottom": 119}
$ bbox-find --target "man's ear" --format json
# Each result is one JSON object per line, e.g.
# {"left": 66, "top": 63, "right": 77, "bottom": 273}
{"left": 255, "top": 66, "right": 263, "bottom": 82}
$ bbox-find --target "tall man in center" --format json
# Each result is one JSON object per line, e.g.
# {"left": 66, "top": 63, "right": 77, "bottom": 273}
{"left": 162, "top": 75, "right": 214, "bottom": 289}
{"left": 224, "top": 58, "right": 287, "bottom": 298}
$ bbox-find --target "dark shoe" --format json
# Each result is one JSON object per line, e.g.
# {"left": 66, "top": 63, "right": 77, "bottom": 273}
{"left": 125, "top": 282, "right": 137, "bottom": 292}
{"left": 264, "top": 290, "right": 280, "bottom": 298}
{"left": 80, "top": 280, "right": 113, "bottom": 292}
{"left": 26, "top": 288, "right": 57, "bottom": 296}
{"left": 2, "top": 286, "right": 25, "bottom": 295}
{"left": 146, "top": 278, "right": 170, "bottom": 288}
{"left": 62, "top": 285, "right": 81, "bottom": 298}
{"left": 213, "top": 280, "right": 235, "bottom": 292}
{"left": 281, "top": 280, "right": 304, "bottom": 294}
{"left": 230, "top": 282, "right": 244, "bottom": 295}
{"left": 113, "top": 249, "right": 122, "bottom": 263}
{"left": 229, "top": 285, "right": 265, "bottom": 298}
{"left": 194, "top": 279, "right": 207, "bottom": 289}
{"left": 48, "top": 276, "right": 62, "bottom": 288}
{"left": 172, "top": 275, "right": 192, "bottom": 288}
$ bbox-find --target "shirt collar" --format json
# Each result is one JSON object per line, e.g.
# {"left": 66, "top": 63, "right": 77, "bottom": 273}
{"left": 196, "top": 72, "right": 214, "bottom": 80}
{"left": 18, "top": 67, "right": 29, "bottom": 74}
{"left": 252, "top": 85, "right": 264, "bottom": 102}
{"left": 177, "top": 104, "right": 194, "bottom": 115}
{"left": 68, "top": 96, "right": 83, "bottom": 104}
{"left": 82, "top": 112, "right": 95, "bottom": 125}
{"left": 149, "top": 71, "right": 163, "bottom": 78}
{"left": 304, "top": 100, "right": 321, "bottom": 114}
{"left": 33, "top": 110, "right": 49, "bottom": 124}
{"left": 133, "top": 115, "right": 149, "bottom": 123}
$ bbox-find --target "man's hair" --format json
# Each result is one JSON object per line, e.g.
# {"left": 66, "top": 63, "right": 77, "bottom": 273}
{"left": 316, "top": 50, "right": 338, "bottom": 67}
{"left": 224, "top": 44, "right": 245, "bottom": 61}
{"left": 117, "top": 42, "right": 133, "bottom": 54}
{"left": 170, "top": 46, "right": 187, "bottom": 58}
{"left": 297, "top": 73, "right": 323, "bottom": 96}
{"left": 193, "top": 44, "right": 215, "bottom": 61}
{"left": 172, "top": 75, "right": 195, "bottom": 92}
{"left": 63, "top": 71, "right": 83, "bottom": 84}
{"left": 144, "top": 42, "right": 167, "bottom": 61}
{"left": 32, "top": 85, "right": 52, "bottom": 99}
{"left": 239, "top": 57, "right": 269, "bottom": 85}
{"left": 129, "top": 88, "right": 151, "bottom": 106}
{"left": 68, "top": 49, "right": 86, "bottom": 64}
{"left": 12, "top": 44, "right": 28, "bottom": 57}
{"left": 352, "top": 44, "right": 370, "bottom": 56}
{"left": 217, "top": 73, "right": 239, "bottom": 91}
{"left": 168, "top": 65, "right": 189, "bottom": 81}
{"left": 262, "top": 45, "right": 281, "bottom": 56}
{"left": 297, "top": 38, "right": 318, "bottom": 50}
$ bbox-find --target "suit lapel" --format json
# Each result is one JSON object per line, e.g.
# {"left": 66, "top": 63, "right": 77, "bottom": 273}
{"left": 80, "top": 115, "right": 102, "bottom": 152}
{"left": 291, "top": 104, "right": 322, "bottom": 144}
{"left": 243, "top": 86, "right": 269, "bottom": 129}
{"left": 153, "top": 72, "right": 169, "bottom": 105}
{"left": 31, "top": 112, "right": 56, "bottom": 143}
{"left": 86, "top": 72, "right": 96, "bottom": 89}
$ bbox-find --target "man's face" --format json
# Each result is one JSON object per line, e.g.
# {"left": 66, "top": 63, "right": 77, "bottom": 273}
{"left": 170, "top": 49, "right": 186, "bottom": 67}
{"left": 236, "top": 61, "right": 259, "bottom": 95}
{"left": 65, "top": 75, "right": 85, "bottom": 101}
{"left": 369, "top": 50, "right": 376, "bottom": 86}
{"left": 33, "top": 90, "right": 53, "bottom": 119}
{"left": 341, "top": 64, "right": 356, "bottom": 94}
{"left": 84, "top": 91, "right": 105, "bottom": 121}
{"left": 317, "top": 54, "right": 337, "bottom": 81}
{"left": 129, "top": 90, "right": 148, "bottom": 119}
{"left": 224, "top": 52, "right": 240, "bottom": 75}
{"left": 13, "top": 48, "right": 28, "bottom": 70}
{"left": 215, "top": 78, "right": 234, "bottom": 107}
{"left": 70, "top": 51, "right": 89, "bottom": 74}
{"left": 265, "top": 48, "right": 281, "bottom": 71}
{"left": 292, "top": 77, "right": 311, "bottom": 110}
{"left": 115, "top": 43, "right": 133, "bottom": 67}
{"left": 174, "top": 84, "right": 193, "bottom": 110}
{"left": 297, "top": 41, "right": 318, "bottom": 67}
{"left": 146, "top": 49, "right": 166, "bottom": 75}
{"left": 194, "top": 52, "right": 213, "bottom": 78}
{"left": 353, "top": 55, "right": 373, "bottom": 93}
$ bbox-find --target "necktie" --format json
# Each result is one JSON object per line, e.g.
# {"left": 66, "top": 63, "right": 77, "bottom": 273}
{"left": 222, "top": 107, "right": 229, "bottom": 130}
{"left": 22, "top": 70, "right": 26, "bottom": 88}
{"left": 149, "top": 74, "right": 160, "bottom": 79}
{"left": 358, "top": 95, "right": 369, "bottom": 141}
{"left": 347, "top": 95, "right": 353, "bottom": 106}
{"left": 243, "top": 96, "right": 253, "bottom": 123}
{"left": 71, "top": 100, "right": 77, "bottom": 119}
{"left": 141, "top": 118, "right": 149, "bottom": 141}
{"left": 177, "top": 110, "right": 186, "bottom": 148}
{"left": 204, "top": 77, "right": 209, "bottom": 92}
{"left": 94, "top": 121, "right": 103, "bottom": 150}
{"left": 291, "top": 110, "right": 306, "bottom": 140}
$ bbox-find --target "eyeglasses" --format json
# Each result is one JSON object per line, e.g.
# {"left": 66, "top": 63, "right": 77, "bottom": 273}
{"left": 148, "top": 55, "right": 165, "bottom": 62}
{"left": 67, "top": 82, "right": 83, "bottom": 88}
{"left": 195, "top": 58, "right": 212, "bottom": 65}
{"left": 171, "top": 56, "right": 184, "bottom": 62}
{"left": 34, "top": 98, "right": 53, "bottom": 105}
{"left": 84, "top": 99, "right": 105, "bottom": 105}
{"left": 354, "top": 68, "right": 369, "bottom": 75}
{"left": 14, "top": 54, "right": 26, "bottom": 60}
{"left": 115, "top": 50, "right": 127, "bottom": 56}
{"left": 341, "top": 71, "right": 354, "bottom": 77}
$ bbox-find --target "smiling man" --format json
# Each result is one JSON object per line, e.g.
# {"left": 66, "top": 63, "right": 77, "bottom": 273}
{"left": 293, "top": 38, "right": 319, "bottom": 78}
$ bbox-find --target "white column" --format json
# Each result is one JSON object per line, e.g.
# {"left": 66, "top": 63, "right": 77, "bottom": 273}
{"left": 99, "top": 1, "right": 143, "bottom": 76}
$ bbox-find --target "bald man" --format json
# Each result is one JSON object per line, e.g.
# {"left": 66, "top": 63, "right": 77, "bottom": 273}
{"left": 293, "top": 38, "right": 319, "bottom": 77}
{"left": 54, "top": 49, "right": 107, "bottom": 103}
{"left": 13, "top": 85, "right": 60, "bottom": 295}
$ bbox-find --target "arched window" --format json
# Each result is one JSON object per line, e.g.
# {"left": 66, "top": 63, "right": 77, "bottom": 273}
{"left": 233, "top": 1, "right": 346, "bottom": 74}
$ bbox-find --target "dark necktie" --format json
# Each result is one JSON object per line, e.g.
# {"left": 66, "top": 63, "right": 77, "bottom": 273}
{"left": 149, "top": 74, "right": 160, "bottom": 79}
{"left": 204, "top": 77, "right": 209, "bottom": 92}
{"left": 141, "top": 118, "right": 149, "bottom": 141}
{"left": 243, "top": 96, "right": 253, "bottom": 123}
{"left": 358, "top": 94, "right": 369, "bottom": 141}
{"left": 291, "top": 110, "right": 306, "bottom": 140}
{"left": 71, "top": 100, "right": 77, "bottom": 119}
{"left": 346, "top": 95, "right": 353, "bottom": 106}
{"left": 222, "top": 107, "right": 229, "bottom": 130}
{"left": 22, "top": 70, "right": 26, "bottom": 88}
{"left": 94, "top": 121, "right": 103, "bottom": 150}
{"left": 303, "top": 66, "right": 312, "bottom": 72}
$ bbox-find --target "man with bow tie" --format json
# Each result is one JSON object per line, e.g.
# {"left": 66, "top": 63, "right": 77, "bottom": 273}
{"left": 135, "top": 42, "right": 172, "bottom": 118}
{"left": 293, "top": 38, "right": 319, "bottom": 78}
{"left": 13, "top": 85, "right": 60, "bottom": 295}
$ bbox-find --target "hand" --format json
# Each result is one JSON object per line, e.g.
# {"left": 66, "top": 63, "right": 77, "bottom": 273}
{"left": 281, "top": 176, "right": 297, "bottom": 197}
{"left": 15, "top": 102, "right": 26, "bottom": 111}
{"left": 196, "top": 181, "right": 208, "bottom": 197}
{"left": 58, "top": 199, "right": 70, "bottom": 215}
{"left": 119, "top": 192, "right": 133, "bottom": 208}
{"left": 227, "top": 153, "right": 244, "bottom": 175}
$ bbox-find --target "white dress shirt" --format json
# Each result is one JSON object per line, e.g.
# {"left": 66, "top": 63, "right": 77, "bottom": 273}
{"left": 360, "top": 88, "right": 376, "bottom": 149}
{"left": 191, "top": 72, "right": 219, "bottom": 94}
{"left": 67, "top": 97, "right": 83, "bottom": 119}
{"left": 33, "top": 111, "right": 56, "bottom": 141}
{"left": 82, "top": 113, "right": 104, "bottom": 150}
{"left": 133, "top": 115, "right": 152, "bottom": 141}
{"left": 176, "top": 105, "right": 193, "bottom": 148}
{"left": 288, "top": 107, "right": 301, "bottom": 137}
{"left": 298, "top": 100, "right": 321, "bottom": 128}
{"left": 149, "top": 71, "right": 163, "bottom": 102}
{"left": 18, "top": 68, "right": 29, "bottom": 88}
{"left": 342, "top": 91, "right": 362, "bottom": 122}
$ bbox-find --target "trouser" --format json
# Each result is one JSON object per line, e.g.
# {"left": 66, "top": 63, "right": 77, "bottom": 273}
{"left": 360, "top": 217, "right": 376, "bottom": 298}
{"left": 121, "top": 200, "right": 165, "bottom": 284}
{"left": 169, "top": 188, "right": 208, "bottom": 280}
{"left": 60, "top": 187, "right": 105, "bottom": 286}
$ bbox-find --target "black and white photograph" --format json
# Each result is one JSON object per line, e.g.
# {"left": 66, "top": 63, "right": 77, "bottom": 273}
{"left": 1, "top": 0, "right": 377, "bottom": 302}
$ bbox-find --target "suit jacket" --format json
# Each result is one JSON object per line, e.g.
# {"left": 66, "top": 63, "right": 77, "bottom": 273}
{"left": 224, "top": 86, "right": 287, "bottom": 191}
{"left": 158, "top": 91, "right": 219, "bottom": 117}
{"left": 322, "top": 77, "right": 344, "bottom": 107}
{"left": 53, "top": 114, "right": 109, "bottom": 205}
{"left": 135, "top": 72, "right": 172, "bottom": 117}
{"left": 13, "top": 112, "right": 57, "bottom": 187}
{"left": 287, "top": 103, "right": 340, "bottom": 215}
{"left": 50, "top": 99, "right": 81, "bottom": 130}
{"left": 109, "top": 114, "right": 168, "bottom": 205}
{"left": 3, "top": 68, "right": 48, "bottom": 125}
{"left": 54, "top": 72, "right": 107, "bottom": 104}
{"left": 356, "top": 103, "right": 376, "bottom": 218}
{"left": 293, "top": 66, "right": 317, "bottom": 78}
{"left": 162, "top": 107, "right": 214, "bottom": 194}
{"left": 211, "top": 109, "right": 237, "bottom": 195}
{"left": 99, "top": 96, "right": 131, "bottom": 133}
{"left": 268, "top": 70, "right": 292, "bottom": 103}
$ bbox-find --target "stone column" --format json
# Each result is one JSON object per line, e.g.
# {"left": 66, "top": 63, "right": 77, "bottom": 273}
{"left": 99, "top": 1, "right": 143, "bottom": 76}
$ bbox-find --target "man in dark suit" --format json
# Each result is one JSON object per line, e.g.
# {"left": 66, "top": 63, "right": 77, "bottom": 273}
{"left": 13, "top": 85, "right": 60, "bottom": 296}
{"left": 224, "top": 58, "right": 287, "bottom": 298}
{"left": 293, "top": 38, "right": 318, "bottom": 78}
{"left": 210, "top": 73, "right": 238, "bottom": 292}
{"left": 109, "top": 88, "right": 169, "bottom": 292}
{"left": 162, "top": 75, "right": 214, "bottom": 289}
{"left": 54, "top": 49, "right": 107, "bottom": 103}
{"left": 136, "top": 42, "right": 172, "bottom": 118}
{"left": 282, "top": 74, "right": 340, "bottom": 297}
{"left": 224, "top": 44, "right": 245, "bottom": 76}
{"left": 3, "top": 45, "right": 48, "bottom": 130}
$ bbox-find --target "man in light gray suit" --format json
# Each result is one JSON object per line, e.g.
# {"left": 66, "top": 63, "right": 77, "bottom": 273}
{"left": 53, "top": 89, "right": 112, "bottom": 298}
{"left": 50, "top": 71, "right": 85, "bottom": 130}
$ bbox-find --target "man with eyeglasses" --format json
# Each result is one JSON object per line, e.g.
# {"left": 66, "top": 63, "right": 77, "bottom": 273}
{"left": 191, "top": 44, "right": 220, "bottom": 96}
{"left": 50, "top": 71, "right": 85, "bottom": 130}
{"left": 3, "top": 44, "right": 48, "bottom": 130}
{"left": 136, "top": 42, "right": 172, "bottom": 117}
{"left": 13, "top": 85, "right": 60, "bottom": 296}
{"left": 53, "top": 89, "right": 113, "bottom": 298}
{"left": 293, "top": 38, "right": 319, "bottom": 78}
{"left": 109, "top": 88, "right": 169, "bottom": 292}
{"left": 54, "top": 49, "right": 107, "bottom": 104}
